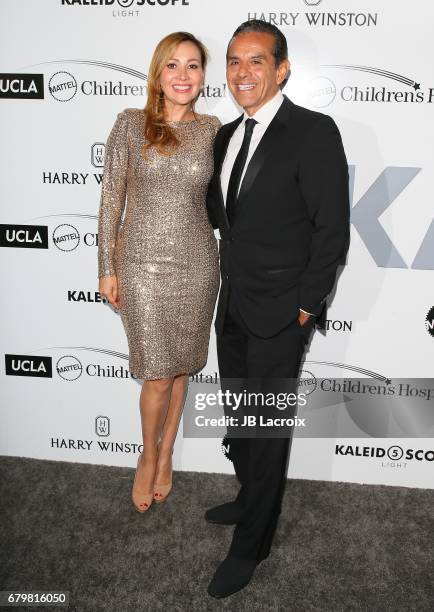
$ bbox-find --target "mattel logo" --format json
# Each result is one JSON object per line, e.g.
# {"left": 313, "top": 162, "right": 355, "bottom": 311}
{"left": 5, "top": 354, "right": 53, "bottom": 378}
{"left": 0, "top": 224, "right": 49, "bottom": 249}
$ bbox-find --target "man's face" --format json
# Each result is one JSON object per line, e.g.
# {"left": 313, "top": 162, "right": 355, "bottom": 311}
{"left": 226, "top": 31, "right": 289, "bottom": 116}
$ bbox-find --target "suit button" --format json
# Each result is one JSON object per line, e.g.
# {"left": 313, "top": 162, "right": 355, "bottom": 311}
{"left": 225, "top": 274, "right": 229, "bottom": 280}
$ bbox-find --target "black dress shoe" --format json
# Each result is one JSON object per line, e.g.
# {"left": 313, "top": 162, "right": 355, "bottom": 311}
{"left": 207, "top": 555, "right": 259, "bottom": 598}
{"left": 204, "top": 501, "right": 243, "bottom": 525}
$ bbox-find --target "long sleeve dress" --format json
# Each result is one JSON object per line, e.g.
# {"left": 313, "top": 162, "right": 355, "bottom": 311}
{"left": 97, "top": 108, "right": 220, "bottom": 380}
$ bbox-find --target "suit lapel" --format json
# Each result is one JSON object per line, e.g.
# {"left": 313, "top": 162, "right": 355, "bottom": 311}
{"left": 215, "top": 116, "right": 243, "bottom": 231}
{"left": 234, "top": 96, "right": 293, "bottom": 225}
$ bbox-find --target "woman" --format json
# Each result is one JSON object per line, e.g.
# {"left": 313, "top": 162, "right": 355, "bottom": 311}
{"left": 97, "top": 32, "right": 220, "bottom": 513}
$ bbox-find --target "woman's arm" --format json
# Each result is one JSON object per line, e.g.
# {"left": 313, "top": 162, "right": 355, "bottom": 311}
{"left": 206, "top": 115, "right": 223, "bottom": 229}
{"left": 97, "top": 109, "right": 129, "bottom": 279}
{"left": 97, "top": 109, "right": 129, "bottom": 309}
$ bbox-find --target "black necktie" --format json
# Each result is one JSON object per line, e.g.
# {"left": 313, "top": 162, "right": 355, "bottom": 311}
{"left": 226, "top": 118, "right": 257, "bottom": 224}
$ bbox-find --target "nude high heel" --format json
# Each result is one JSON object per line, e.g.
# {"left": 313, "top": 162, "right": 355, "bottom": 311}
{"left": 131, "top": 454, "right": 154, "bottom": 513}
{"left": 153, "top": 451, "right": 173, "bottom": 503}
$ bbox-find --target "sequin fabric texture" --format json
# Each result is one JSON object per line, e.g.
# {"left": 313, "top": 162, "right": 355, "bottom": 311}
{"left": 97, "top": 108, "right": 221, "bottom": 379}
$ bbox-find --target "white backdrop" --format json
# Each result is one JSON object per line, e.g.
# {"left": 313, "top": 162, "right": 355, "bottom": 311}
{"left": 1, "top": 0, "right": 433, "bottom": 489}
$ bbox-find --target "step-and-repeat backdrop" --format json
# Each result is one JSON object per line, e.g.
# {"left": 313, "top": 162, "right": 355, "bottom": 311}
{"left": 1, "top": 0, "right": 433, "bottom": 489}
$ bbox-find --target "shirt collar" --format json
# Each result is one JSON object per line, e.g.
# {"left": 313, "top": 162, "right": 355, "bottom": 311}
{"left": 241, "top": 89, "right": 284, "bottom": 129}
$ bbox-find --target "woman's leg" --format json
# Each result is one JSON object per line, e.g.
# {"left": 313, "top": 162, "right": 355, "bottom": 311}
{"left": 155, "top": 374, "right": 189, "bottom": 486}
{"left": 136, "top": 377, "right": 175, "bottom": 495}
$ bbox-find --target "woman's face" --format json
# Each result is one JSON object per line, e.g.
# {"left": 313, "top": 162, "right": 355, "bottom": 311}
{"left": 159, "top": 40, "right": 204, "bottom": 110}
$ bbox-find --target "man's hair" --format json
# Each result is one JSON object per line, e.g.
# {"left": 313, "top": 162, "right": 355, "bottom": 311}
{"left": 228, "top": 19, "right": 290, "bottom": 89}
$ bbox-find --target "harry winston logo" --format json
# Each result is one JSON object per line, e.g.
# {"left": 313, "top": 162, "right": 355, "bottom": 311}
{"left": 95, "top": 416, "right": 110, "bottom": 437}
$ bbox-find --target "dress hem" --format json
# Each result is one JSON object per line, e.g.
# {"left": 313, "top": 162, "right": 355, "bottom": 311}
{"left": 129, "top": 360, "right": 207, "bottom": 381}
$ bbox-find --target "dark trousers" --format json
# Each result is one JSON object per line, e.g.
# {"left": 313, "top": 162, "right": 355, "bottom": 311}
{"left": 216, "top": 289, "right": 314, "bottom": 561}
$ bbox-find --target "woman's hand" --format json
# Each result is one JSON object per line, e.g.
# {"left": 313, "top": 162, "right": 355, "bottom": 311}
{"left": 99, "top": 275, "right": 120, "bottom": 309}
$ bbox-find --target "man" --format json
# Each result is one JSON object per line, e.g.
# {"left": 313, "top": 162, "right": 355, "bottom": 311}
{"left": 205, "top": 20, "right": 350, "bottom": 598}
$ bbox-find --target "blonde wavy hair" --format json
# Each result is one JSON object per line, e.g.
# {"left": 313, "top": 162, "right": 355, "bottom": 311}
{"left": 143, "top": 32, "right": 208, "bottom": 158}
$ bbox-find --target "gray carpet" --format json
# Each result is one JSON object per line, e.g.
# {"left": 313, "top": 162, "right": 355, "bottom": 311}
{"left": 0, "top": 456, "right": 433, "bottom": 612}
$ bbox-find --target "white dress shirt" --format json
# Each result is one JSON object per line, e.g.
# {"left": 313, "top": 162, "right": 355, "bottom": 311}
{"left": 220, "top": 89, "right": 314, "bottom": 317}
{"left": 220, "top": 89, "right": 284, "bottom": 203}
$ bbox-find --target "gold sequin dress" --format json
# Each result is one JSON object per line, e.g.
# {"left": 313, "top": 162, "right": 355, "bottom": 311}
{"left": 97, "top": 108, "right": 220, "bottom": 380}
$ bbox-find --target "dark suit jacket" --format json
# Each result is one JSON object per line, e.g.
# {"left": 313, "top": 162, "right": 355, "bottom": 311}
{"left": 206, "top": 94, "right": 350, "bottom": 338}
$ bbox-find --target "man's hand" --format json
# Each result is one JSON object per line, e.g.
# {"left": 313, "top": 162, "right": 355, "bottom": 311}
{"left": 99, "top": 275, "right": 120, "bottom": 309}
{"left": 298, "top": 309, "right": 311, "bottom": 327}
